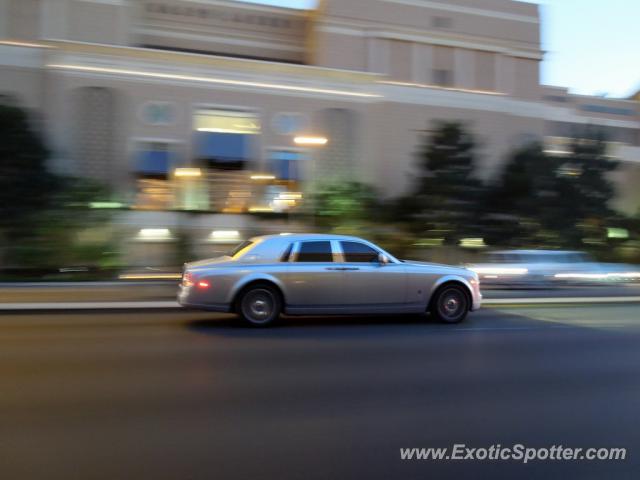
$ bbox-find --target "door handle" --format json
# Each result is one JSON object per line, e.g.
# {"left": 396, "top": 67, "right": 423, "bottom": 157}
{"left": 325, "top": 267, "right": 342, "bottom": 270}
{"left": 324, "top": 267, "right": 360, "bottom": 271}
{"left": 342, "top": 267, "right": 360, "bottom": 271}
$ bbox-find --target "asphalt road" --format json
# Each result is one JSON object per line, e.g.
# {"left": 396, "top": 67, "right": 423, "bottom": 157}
{"left": 2, "top": 304, "right": 640, "bottom": 480}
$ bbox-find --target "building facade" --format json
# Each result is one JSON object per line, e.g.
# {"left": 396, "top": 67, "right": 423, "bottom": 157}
{"left": 1, "top": 0, "right": 639, "bottom": 218}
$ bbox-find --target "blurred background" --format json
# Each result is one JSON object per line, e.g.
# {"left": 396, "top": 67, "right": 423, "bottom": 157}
{"left": 0, "top": 0, "right": 639, "bottom": 285}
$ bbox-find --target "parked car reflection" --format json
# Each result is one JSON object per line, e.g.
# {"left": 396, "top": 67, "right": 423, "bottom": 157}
{"left": 468, "top": 250, "right": 640, "bottom": 288}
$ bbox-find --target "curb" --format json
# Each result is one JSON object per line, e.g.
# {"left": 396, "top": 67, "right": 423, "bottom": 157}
{"left": 1, "top": 297, "right": 640, "bottom": 312}
{"left": 0, "top": 301, "right": 182, "bottom": 311}
{"left": 484, "top": 296, "right": 640, "bottom": 305}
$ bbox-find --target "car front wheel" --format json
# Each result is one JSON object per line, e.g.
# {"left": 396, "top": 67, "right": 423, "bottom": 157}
{"left": 236, "top": 284, "right": 282, "bottom": 327}
{"left": 430, "top": 285, "right": 469, "bottom": 324}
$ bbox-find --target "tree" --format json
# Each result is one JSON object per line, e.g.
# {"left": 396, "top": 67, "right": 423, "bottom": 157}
{"left": 0, "top": 103, "right": 57, "bottom": 237}
{"left": 401, "top": 121, "right": 485, "bottom": 244}
{"left": 484, "top": 143, "right": 573, "bottom": 247}
{"left": 486, "top": 130, "right": 619, "bottom": 250}
{"left": 561, "top": 129, "right": 618, "bottom": 222}
{"left": 0, "top": 103, "right": 119, "bottom": 271}
{"left": 311, "top": 181, "right": 379, "bottom": 234}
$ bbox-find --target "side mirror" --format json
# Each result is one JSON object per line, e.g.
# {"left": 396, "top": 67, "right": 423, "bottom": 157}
{"left": 378, "top": 253, "right": 390, "bottom": 265}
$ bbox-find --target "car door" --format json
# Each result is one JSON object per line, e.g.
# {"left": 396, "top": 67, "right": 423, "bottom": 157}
{"left": 336, "top": 240, "right": 407, "bottom": 307}
{"left": 284, "top": 240, "right": 345, "bottom": 308}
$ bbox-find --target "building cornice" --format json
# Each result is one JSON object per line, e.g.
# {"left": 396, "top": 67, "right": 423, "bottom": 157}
{"left": 43, "top": 40, "right": 381, "bottom": 83}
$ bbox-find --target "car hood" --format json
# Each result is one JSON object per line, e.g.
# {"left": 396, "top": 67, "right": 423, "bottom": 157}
{"left": 402, "top": 260, "right": 472, "bottom": 275}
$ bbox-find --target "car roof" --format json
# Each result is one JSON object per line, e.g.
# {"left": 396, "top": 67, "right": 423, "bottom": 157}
{"left": 251, "top": 233, "right": 369, "bottom": 243}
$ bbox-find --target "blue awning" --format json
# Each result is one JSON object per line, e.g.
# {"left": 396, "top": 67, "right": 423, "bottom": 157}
{"left": 196, "top": 132, "right": 250, "bottom": 162}
{"left": 135, "top": 149, "right": 171, "bottom": 175}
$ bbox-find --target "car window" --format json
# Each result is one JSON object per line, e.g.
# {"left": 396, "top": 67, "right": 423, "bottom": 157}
{"left": 341, "top": 241, "right": 379, "bottom": 263}
{"left": 280, "top": 243, "right": 293, "bottom": 262}
{"left": 296, "top": 241, "right": 333, "bottom": 262}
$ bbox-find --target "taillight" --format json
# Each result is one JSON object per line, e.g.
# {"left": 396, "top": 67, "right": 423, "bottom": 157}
{"left": 197, "top": 280, "right": 210, "bottom": 289}
{"left": 182, "top": 272, "right": 194, "bottom": 287}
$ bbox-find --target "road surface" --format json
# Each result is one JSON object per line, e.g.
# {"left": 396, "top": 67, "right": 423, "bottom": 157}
{"left": 1, "top": 304, "right": 639, "bottom": 479}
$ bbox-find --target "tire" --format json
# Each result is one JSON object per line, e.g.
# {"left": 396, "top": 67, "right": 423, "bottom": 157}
{"left": 430, "top": 284, "right": 469, "bottom": 324}
{"left": 235, "top": 284, "right": 282, "bottom": 327}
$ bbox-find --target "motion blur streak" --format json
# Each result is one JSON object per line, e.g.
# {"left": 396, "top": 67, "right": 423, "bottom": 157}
{"left": 469, "top": 267, "right": 529, "bottom": 275}
{"left": 554, "top": 272, "right": 640, "bottom": 280}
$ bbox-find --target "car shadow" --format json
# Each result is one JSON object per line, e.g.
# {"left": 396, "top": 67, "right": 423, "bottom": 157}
{"left": 185, "top": 307, "right": 570, "bottom": 340}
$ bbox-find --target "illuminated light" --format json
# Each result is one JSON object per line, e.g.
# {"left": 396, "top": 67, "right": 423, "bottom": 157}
{"left": 272, "top": 198, "right": 296, "bottom": 208}
{"left": 174, "top": 168, "right": 202, "bottom": 177}
{"left": 250, "top": 174, "right": 276, "bottom": 180}
{"left": 0, "top": 40, "right": 52, "bottom": 49}
{"left": 294, "top": 136, "right": 328, "bottom": 146}
{"left": 277, "top": 192, "right": 303, "bottom": 200}
{"left": 209, "top": 230, "right": 241, "bottom": 243}
{"left": 196, "top": 127, "right": 259, "bottom": 134}
{"left": 554, "top": 272, "right": 640, "bottom": 280}
{"left": 607, "top": 227, "right": 629, "bottom": 239}
{"left": 136, "top": 228, "right": 172, "bottom": 241}
{"left": 544, "top": 149, "right": 572, "bottom": 157}
{"left": 470, "top": 267, "right": 529, "bottom": 275}
{"left": 459, "top": 238, "right": 486, "bottom": 249}
{"left": 89, "top": 201, "right": 124, "bottom": 209}
{"left": 47, "top": 64, "right": 382, "bottom": 98}
{"left": 413, "top": 238, "right": 445, "bottom": 247}
{"left": 554, "top": 272, "right": 608, "bottom": 280}
{"left": 198, "top": 280, "right": 210, "bottom": 289}
{"left": 248, "top": 206, "right": 275, "bottom": 212}
{"left": 379, "top": 80, "right": 505, "bottom": 96}
{"left": 119, "top": 273, "right": 182, "bottom": 280}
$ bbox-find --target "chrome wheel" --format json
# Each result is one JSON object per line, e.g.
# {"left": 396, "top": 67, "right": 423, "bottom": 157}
{"left": 433, "top": 286, "right": 468, "bottom": 324}
{"left": 238, "top": 286, "right": 281, "bottom": 326}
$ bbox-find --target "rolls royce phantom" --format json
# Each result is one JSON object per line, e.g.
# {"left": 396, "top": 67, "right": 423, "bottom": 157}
{"left": 178, "top": 234, "right": 481, "bottom": 326}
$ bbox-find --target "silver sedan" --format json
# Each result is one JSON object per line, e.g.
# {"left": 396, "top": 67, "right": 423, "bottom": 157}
{"left": 178, "top": 234, "right": 481, "bottom": 326}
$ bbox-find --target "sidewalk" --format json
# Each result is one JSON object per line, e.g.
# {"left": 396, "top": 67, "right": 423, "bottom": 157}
{"left": 0, "top": 281, "right": 178, "bottom": 304}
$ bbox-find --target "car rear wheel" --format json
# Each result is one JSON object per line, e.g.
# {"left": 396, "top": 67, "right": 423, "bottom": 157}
{"left": 236, "top": 284, "right": 282, "bottom": 327}
{"left": 430, "top": 285, "right": 469, "bottom": 324}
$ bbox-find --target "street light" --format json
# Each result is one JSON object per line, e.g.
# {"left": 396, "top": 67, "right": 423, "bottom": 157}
{"left": 173, "top": 168, "right": 205, "bottom": 210}
{"left": 174, "top": 167, "right": 202, "bottom": 177}
{"left": 250, "top": 174, "right": 276, "bottom": 181}
{"left": 294, "top": 136, "right": 328, "bottom": 146}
